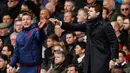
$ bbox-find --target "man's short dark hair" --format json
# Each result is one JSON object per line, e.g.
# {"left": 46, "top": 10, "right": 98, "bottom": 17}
{"left": 76, "top": 42, "right": 86, "bottom": 49}
{"left": 22, "top": 12, "right": 33, "bottom": 20}
{"left": 90, "top": 4, "right": 101, "bottom": 12}
{"left": 47, "top": 34, "right": 59, "bottom": 41}
{"left": 68, "top": 64, "right": 78, "bottom": 71}
{"left": 66, "top": 32, "right": 76, "bottom": 37}
{"left": 119, "top": 51, "right": 126, "bottom": 57}
{"left": 2, "top": 14, "right": 12, "bottom": 19}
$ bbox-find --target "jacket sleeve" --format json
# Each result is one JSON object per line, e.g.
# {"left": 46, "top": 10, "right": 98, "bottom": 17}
{"left": 35, "top": 28, "right": 46, "bottom": 43}
{"left": 61, "top": 22, "right": 86, "bottom": 32}
{"left": 10, "top": 40, "right": 19, "bottom": 67}
{"left": 104, "top": 22, "right": 118, "bottom": 59}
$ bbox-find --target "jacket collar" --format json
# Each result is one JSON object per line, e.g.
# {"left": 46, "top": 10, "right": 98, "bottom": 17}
{"left": 87, "top": 15, "right": 102, "bottom": 28}
{"left": 22, "top": 23, "right": 38, "bottom": 31}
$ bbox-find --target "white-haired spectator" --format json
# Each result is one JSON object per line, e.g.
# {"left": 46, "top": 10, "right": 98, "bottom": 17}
{"left": 103, "top": 0, "right": 120, "bottom": 21}
{"left": 10, "top": 32, "right": 18, "bottom": 48}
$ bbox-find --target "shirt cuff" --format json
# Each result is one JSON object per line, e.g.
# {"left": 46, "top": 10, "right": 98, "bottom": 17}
{"left": 59, "top": 21, "right": 62, "bottom": 26}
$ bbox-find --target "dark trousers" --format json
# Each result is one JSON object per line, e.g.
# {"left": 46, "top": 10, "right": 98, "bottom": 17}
{"left": 20, "top": 65, "right": 40, "bottom": 73}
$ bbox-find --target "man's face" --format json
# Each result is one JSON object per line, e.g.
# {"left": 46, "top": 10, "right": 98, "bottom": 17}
{"left": 75, "top": 45, "right": 84, "bottom": 56}
{"left": 22, "top": 15, "right": 32, "bottom": 28}
{"left": 64, "top": 2, "right": 74, "bottom": 12}
{"left": 123, "top": 19, "right": 130, "bottom": 30}
{"left": 40, "top": 10, "right": 49, "bottom": 21}
{"left": 0, "top": 58, "right": 7, "bottom": 69}
{"left": 120, "top": 4, "right": 130, "bottom": 16}
{"left": 64, "top": 12, "right": 74, "bottom": 23}
{"left": 66, "top": 34, "right": 75, "bottom": 44}
{"left": 54, "top": 25, "right": 63, "bottom": 37}
{"left": 87, "top": 0, "right": 95, "bottom": 4}
{"left": 77, "top": 10, "right": 87, "bottom": 23}
{"left": 0, "top": 28, "right": 8, "bottom": 37}
{"left": 118, "top": 53, "right": 126, "bottom": 63}
{"left": 67, "top": 67, "right": 77, "bottom": 73}
{"left": 2, "top": 15, "right": 12, "bottom": 24}
{"left": 8, "top": 0, "right": 18, "bottom": 8}
{"left": 54, "top": 54, "right": 64, "bottom": 64}
{"left": 14, "top": 21, "right": 22, "bottom": 33}
{"left": 1, "top": 46, "right": 10, "bottom": 57}
{"left": 88, "top": 7, "right": 98, "bottom": 19}
{"left": 46, "top": 38, "right": 54, "bottom": 48}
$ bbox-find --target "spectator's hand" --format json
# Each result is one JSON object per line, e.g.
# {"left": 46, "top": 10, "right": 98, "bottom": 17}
{"left": 38, "top": 18, "right": 47, "bottom": 28}
{"left": 49, "top": 18, "right": 60, "bottom": 25}
{"left": 15, "top": 67, "right": 20, "bottom": 72}
{"left": 7, "top": 65, "right": 17, "bottom": 73}
{"left": 47, "top": 68, "right": 52, "bottom": 73}
{"left": 7, "top": 64, "right": 13, "bottom": 73}
{"left": 109, "top": 60, "right": 116, "bottom": 69}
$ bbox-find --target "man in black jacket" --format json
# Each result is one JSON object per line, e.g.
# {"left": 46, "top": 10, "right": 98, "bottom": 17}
{"left": 50, "top": 5, "right": 118, "bottom": 73}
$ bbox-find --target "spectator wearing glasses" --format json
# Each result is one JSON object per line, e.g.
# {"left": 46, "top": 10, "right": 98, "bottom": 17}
{"left": 13, "top": 18, "right": 22, "bottom": 33}
{"left": 120, "top": 3, "right": 130, "bottom": 18}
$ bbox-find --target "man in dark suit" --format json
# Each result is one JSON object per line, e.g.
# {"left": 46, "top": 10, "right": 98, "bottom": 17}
{"left": 50, "top": 5, "right": 118, "bottom": 73}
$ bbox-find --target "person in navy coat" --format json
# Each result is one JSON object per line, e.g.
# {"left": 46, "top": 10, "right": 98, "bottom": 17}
{"left": 8, "top": 12, "right": 46, "bottom": 73}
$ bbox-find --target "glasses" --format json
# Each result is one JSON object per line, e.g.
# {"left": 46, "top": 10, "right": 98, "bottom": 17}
{"left": 121, "top": 8, "right": 129, "bottom": 11}
{"left": 54, "top": 50, "right": 60, "bottom": 52}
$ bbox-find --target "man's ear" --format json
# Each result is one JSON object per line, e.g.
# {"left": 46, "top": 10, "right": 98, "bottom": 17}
{"left": 96, "top": 12, "right": 100, "bottom": 16}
